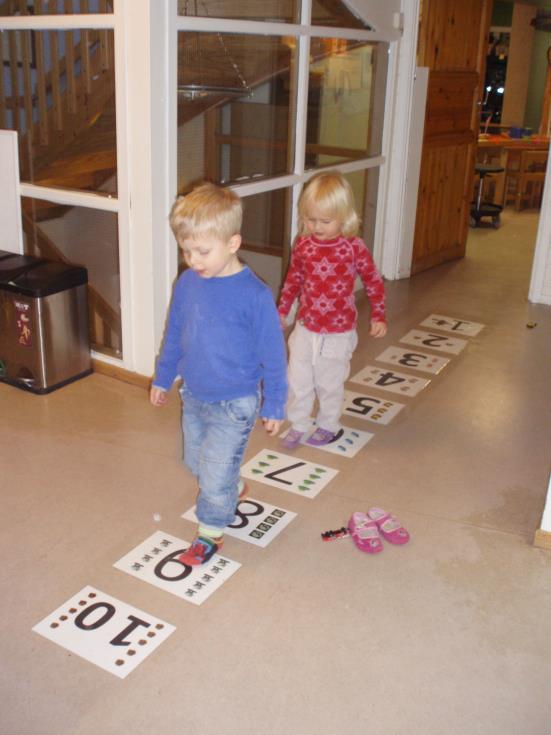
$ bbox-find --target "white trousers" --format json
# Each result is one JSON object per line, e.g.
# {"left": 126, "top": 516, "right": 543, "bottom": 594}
{"left": 286, "top": 322, "right": 358, "bottom": 434}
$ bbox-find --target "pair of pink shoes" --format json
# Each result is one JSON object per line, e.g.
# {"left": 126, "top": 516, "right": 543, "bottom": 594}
{"left": 348, "top": 508, "right": 410, "bottom": 553}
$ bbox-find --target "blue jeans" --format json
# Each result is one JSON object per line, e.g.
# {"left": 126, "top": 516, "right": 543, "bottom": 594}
{"left": 180, "top": 387, "right": 260, "bottom": 530}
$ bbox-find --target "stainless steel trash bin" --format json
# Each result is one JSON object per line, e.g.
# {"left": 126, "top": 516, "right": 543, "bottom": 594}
{"left": 0, "top": 256, "right": 92, "bottom": 393}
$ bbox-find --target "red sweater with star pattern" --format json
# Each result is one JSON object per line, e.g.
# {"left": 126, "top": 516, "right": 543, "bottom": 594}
{"left": 278, "top": 234, "right": 386, "bottom": 334}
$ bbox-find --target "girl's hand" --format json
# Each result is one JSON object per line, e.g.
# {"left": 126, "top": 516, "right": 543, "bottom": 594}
{"left": 150, "top": 387, "right": 168, "bottom": 406}
{"left": 279, "top": 314, "right": 288, "bottom": 330}
{"left": 370, "top": 320, "right": 387, "bottom": 338}
{"left": 262, "top": 418, "right": 282, "bottom": 436}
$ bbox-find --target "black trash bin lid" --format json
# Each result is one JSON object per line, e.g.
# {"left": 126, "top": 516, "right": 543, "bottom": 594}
{"left": 5, "top": 261, "right": 88, "bottom": 297}
{"left": 0, "top": 253, "right": 45, "bottom": 284}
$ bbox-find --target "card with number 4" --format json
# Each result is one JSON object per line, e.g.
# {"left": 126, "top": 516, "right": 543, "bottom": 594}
{"left": 349, "top": 365, "right": 430, "bottom": 396}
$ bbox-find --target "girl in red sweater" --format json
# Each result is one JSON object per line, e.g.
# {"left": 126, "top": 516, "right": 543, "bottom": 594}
{"left": 278, "top": 171, "right": 387, "bottom": 449}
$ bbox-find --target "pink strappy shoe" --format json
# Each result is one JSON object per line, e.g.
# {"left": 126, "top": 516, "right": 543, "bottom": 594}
{"left": 348, "top": 512, "right": 383, "bottom": 554}
{"left": 367, "top": 507, "right": 410, "bottom": 545}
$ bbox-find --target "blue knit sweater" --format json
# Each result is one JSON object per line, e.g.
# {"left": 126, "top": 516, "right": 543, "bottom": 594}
{"left": 153, "top": 266, "right": 288, "bottom": 419}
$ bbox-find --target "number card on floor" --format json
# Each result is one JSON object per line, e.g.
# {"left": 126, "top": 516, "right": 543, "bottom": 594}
{"left": 32, "top": 586, "right": 175, "bottom": 679}
{"left": 400, "top": 329, "right": 467, "bottom": 355}
{"left": 375, "top": 346, "right": 450, "bottom": 375}
{"left": 349, "top": 365, "right": 430, "bottom": 396}
{"left": 420, "top": 314, "right": 484, "bottom": 337}
{"left": 183, "top": 499, "right": 297, "bottom": 548}
{"left": 280, "top": 425, "right": 374, "bottom": 458}
{"left": 113, "top": 531, "right": 240, "bottom": 605}
{"left": 342, "top": 389, "right": 405, "bottom": 425}
{"left": 241, "top": 451, "right": 338, "bottom": 498}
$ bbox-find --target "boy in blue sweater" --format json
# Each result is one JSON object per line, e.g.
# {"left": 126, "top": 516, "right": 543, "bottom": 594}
{"left": 150, "top": 183, "right": 288, "bottom": 565}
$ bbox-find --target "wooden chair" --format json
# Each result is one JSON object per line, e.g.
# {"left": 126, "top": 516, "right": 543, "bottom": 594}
{"left": 515, "top": 150, "right": 548, "bottom": 211}
{"left": 504, "top": 149, "right": 522, "bottom": 207}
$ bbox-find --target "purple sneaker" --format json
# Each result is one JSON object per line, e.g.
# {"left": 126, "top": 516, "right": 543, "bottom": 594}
{"left": 306, "top": 427, "right": 335, "bottom": 446}
{"left": 281, "top": 428, "right": 304, "bottom": 450}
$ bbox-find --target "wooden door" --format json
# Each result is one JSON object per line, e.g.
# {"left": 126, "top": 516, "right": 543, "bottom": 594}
{"left": 411, "top": 0, "right": 493, "bottom": 275}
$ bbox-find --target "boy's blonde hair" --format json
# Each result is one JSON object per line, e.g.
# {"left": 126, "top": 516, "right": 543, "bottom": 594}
{"left": 298, "top": 171, "right": 360, "bottom": 237}
{"left": 169, "top": 182, "right": 243, "bottom": 243}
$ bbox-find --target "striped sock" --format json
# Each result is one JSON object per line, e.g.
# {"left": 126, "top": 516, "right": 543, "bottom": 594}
{"left": 198, "top": 525, "right": 224, "bottom": 542}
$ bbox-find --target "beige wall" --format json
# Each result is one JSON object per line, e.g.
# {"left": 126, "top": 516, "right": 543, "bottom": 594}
{"left": 500, "top": 3, "right": 536, "bottom": 127}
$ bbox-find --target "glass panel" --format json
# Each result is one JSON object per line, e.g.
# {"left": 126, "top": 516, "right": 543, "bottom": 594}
{"left": 177, "top": 0, "right": 299, "bottom": 23}
{"left": 1, "top": 28, "right": 117, "bottom": 194}
{"left": 22, "top": 197, "right": 122, "bottom": 358}
{"left": 306, "top": 40, "right": 388, "bottom": 169}
{"left": 343, "top": 168, "right": 379, "bottom": 253}
{"left": 482, "top": 31, "right": 509, "bottom": 129}
{"left": 0, "top": 0, "right": 113, "bottom": 16}
{"left": 177, "top": 33, "right": 296, "bottom": 188}
{"left": 311, "top": 0, "right": 373, "bottom": 30}
{"left": 240, "top": 188, "right": 292, "bottom": 297}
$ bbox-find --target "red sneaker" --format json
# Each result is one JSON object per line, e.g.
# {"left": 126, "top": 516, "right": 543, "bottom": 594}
{"left": 177, "top": 536, "right": 223, "bottom": 566}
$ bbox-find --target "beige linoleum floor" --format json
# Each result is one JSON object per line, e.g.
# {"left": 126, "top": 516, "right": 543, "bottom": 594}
{"left": 1, "top": 209, "right": 551, "bottom": 735}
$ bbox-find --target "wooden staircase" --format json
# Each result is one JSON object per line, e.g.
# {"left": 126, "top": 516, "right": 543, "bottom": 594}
{"left": 0, "top": 0, "right": 120, "bottom": 356}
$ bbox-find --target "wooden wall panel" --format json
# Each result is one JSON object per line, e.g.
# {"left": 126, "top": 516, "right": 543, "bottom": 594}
{"left": 412, "top": 144, "right": 470, "bottom": 273}
{"left": 424, "top": 71, "right": 479, "bottom": 142}
{"left": 418, "top": 0, "right": 489, "bottom": 71}
{"left": 411, "top": 0, "right": 492, "bottom": 275}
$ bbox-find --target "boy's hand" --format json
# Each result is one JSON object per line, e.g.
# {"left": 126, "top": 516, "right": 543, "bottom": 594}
{"left": 150, "top": 387, "right": 168, "bottom": 406}
{"left": 370, "top": 319, "right": 387, "bottom": 338}
{"left": 262, "top": 418, "right": 282, "bottom": 436}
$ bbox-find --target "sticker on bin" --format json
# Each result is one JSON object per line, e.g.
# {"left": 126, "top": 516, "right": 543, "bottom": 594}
{"left": 15, "top": 301, "right": 32, "bottom": 347}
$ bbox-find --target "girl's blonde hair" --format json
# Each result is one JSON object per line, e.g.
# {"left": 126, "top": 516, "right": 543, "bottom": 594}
{"left": 169, "top": 182, "right": 242, "bottom": 243}
{"left": 298, "top": 171, "right": 360, "bottom": 237}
